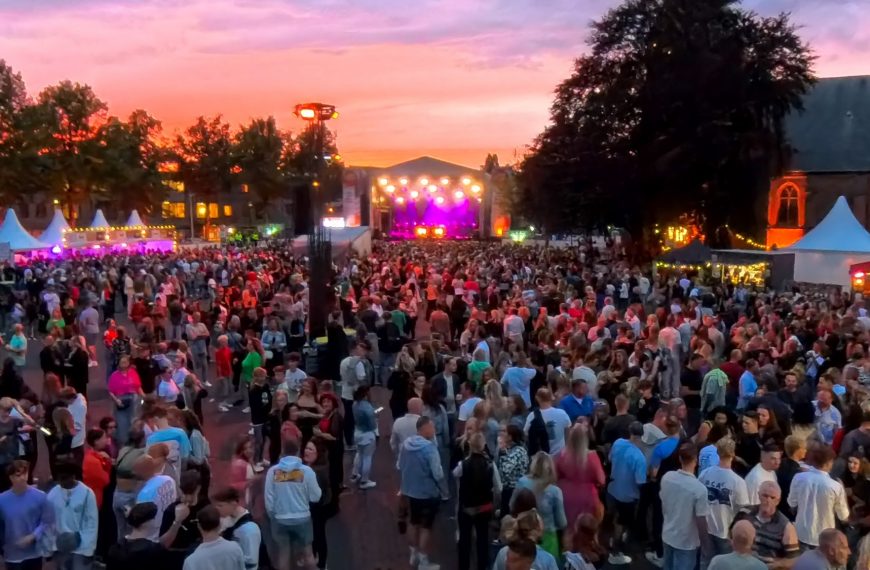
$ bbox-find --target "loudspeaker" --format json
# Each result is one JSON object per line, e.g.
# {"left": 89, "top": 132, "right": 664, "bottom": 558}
{"left": 294, "top": 184, "right": 312, "bottom": 235}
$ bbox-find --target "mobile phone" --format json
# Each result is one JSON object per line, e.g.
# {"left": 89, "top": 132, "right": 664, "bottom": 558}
{"left": 374, "top": 407, "right": 384, "bottom": 414}
{"left": 39, "top": 426, "right": 52, "bottom": 436}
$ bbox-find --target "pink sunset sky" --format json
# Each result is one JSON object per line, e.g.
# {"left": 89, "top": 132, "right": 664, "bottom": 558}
{"left": 1, "top": 0, "right": 868, "bottom": 168}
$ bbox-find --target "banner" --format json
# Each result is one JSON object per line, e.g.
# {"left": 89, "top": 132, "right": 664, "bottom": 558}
{"left": 342, "top": 171, "right": 361, "bottom": 227}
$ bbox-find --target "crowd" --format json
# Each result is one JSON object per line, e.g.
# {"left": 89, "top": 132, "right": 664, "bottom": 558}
{"left": 0, "top": 238, "right": 867, "bottom": 570}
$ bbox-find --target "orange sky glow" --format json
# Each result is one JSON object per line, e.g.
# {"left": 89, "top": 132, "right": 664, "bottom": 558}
{"left": 2, "top": 0, "right": 869, "bottom": 169}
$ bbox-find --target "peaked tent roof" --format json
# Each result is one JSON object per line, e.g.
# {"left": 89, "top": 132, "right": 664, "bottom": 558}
{"left": 0, "top": 209, "right": 49, "bottom": 251}
{"left": 125, "top": 210, "right": 145, "bottom": 227}
{"left": 40, "top": 208, "right": 71, "bottom": 246}
{"left": 657, "top": 239, "right": 712, "bottom": 265}
{"left": 788, "top": 196, "right": 870, "bottom": 253}
{"left": 374, "top": 156, "right": 479, "bottom": 179}
{"left": 90, "top": 209, "right": 110, "bottom": 229}
{"left": 785, "top": 75, "right": 870, "bottom": 172}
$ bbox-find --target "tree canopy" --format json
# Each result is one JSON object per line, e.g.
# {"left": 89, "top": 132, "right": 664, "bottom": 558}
{"left": 517, "top": 0, "right": 815, "bottom": 240}
{"left": 0, "top": 59, "right": 342, "bottom": 225}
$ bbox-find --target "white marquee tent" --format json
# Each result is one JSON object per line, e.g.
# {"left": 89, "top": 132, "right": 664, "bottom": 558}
{"left": 90, "top": 209, "right": 110, "bottom": 229}
{"left": 0, "top": 209, "right": 49, "bottom": 251}
{"left": 787, "top": 195, "right": 870, "bottom": 287}
{"left": 125, "top": 210, "right": 145, "bottom": 227}
{"left": 40, "top": 208, "right": 71, "bottom": 246}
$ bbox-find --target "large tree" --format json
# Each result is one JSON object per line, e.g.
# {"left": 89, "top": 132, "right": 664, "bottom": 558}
{"left": 95, "top": 110, "right": 169, "bottom": 216}
{"left": 518, "top": 0, "right": 815, "bottom": 239}
{"left": 233, "top": 117, "right": 290, "bottom": 220}
{"left": 174, "top": 115, "right": 235, "bottom": 225}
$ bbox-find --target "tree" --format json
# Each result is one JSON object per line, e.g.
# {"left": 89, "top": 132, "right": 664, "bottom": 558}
{"left": 94, "top": 110, "right": 169, "bottom": 216}
{"left": 23, "top": 81, "right": 109, "bottom": 223}
{"left": 519, "top": 0, "right": 815, "bottom": 240}
{"left": 0, "top": 61, "right": 30, "bottom": 202}
{"left": 233, "top": 117, "right": 289, "bottom": 220}
{"left": 174, "top": 115, "right": 234, "bottom": 227}
{"left": 283, "top": 123, "right": 343, "bottom": 204}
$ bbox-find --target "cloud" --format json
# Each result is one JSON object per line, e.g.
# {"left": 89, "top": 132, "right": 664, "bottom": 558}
{"left": 1, "top": 0, "right": 868, "bottom": 166}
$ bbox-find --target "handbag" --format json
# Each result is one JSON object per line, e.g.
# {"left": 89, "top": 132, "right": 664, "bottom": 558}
{"left": 56, "top": 488, "right": 86, "bottom": 553}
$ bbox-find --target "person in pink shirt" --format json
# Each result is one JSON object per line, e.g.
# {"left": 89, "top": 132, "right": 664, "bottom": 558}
{"left": 107, "top": 355, "right": 143, "bottom": 445}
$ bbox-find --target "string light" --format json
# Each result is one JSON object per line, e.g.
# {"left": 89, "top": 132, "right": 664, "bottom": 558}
{"left": 654, "top": 261, "right": 713, "bottom": 271}
{"left": 723, "top": 224, "right": 765, "bottom": 249}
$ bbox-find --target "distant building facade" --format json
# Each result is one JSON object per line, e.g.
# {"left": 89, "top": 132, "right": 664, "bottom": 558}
{"left": 767, "top": 76, "right": 870, "bottom": 248}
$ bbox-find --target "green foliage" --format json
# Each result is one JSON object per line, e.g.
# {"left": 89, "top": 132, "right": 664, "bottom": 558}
{"left": 518, "top": 0, "right": 815, "bottom": 238}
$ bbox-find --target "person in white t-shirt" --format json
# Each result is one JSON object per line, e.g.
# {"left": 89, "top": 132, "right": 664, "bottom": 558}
{"left": 457, "top": 382, "right": 482, "bottom": 423}
{"left": 660, "top": 443, "right": 711, "bottom": 567}
{"left": 699, "top": 437, "right": 749, "bottom": 569}
{"left": 524, "top": 388, "right": 571, "bottom": 455}
{"left": 133, "top": 453, "right": 178, "bottom": 542}
{"left": 745, "top": 445, "right": 781, "bottom": 505}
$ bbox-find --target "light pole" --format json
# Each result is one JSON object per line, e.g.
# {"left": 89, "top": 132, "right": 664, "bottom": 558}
{"left": 294, "top": 102, "right": 338, "bottom": 341}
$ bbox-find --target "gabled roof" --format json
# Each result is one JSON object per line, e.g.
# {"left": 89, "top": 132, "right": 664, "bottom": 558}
{"left": 0, "top": 209, "right": 49, "bottom": 251}
{"left": 126, "top": 210, "right": 145, "bottom": 227}
{"left": 788, "top": 196, "right": 870, "bottom": 252}
{"left": 786, "top": 76, "right": 870, "bottom": 172}
{"left": 375, "top": 156, "right": 479, "bottom": 178}
{"left": 90, "top": 209, "right": 110, "bottom": 229}
{"left": 41, "top": 208, "right": 71, "bottom": 246}
{"left": 657, "top": 239, "right": 712, "bottom": 264}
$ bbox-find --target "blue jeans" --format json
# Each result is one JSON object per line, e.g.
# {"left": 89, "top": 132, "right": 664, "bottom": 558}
{"left": 113, "top": 488, "right": 138, "bottom": 540}
{"left": 352, "top": 431, "right": 376, "bottom": 483}
{"left": 664, "top": 544, "right": 698, "bottom": 570}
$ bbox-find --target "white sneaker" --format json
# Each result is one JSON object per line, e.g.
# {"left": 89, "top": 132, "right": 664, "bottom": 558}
{"left": 645, "top": 551, "right": 664, "bottom": 568}
{"left": 253, "top": 463, "right": 265, "bottom": 473}
{"left": 359, "top": 480, "right": 377, "bottom": 490}
{"left": 417, "top": 558, "right": 439, "bottom": 570}
{"left": 218, "top": 405, "right": 230, "bottom": 412}
{"left": 242, "top": 406, "right": 251, "bottom": 414}
{"left": 204, "top": 381, "right": 213, "bottom": 387}
{"left": 608, "top": 552, "right": 632, "bottom": 565}
{"left": 247, "top": 427, "right": 254, "bottom": 435}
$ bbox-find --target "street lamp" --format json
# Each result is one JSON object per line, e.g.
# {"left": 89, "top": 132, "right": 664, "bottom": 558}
{"left": 294, "top": 102, "right": 339, "bottom": 342}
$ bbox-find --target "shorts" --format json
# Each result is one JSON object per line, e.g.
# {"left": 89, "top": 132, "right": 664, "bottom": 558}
{"left": 407, "top": 497, "right": 440, "bottom": 529}
{"left": 271, "top": 517, "right": 314, "bottom": 549}
{"left": 606, "top": 494, "right": 637, "bottom": 526}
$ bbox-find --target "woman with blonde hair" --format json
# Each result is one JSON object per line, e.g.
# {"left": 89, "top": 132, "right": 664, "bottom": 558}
{"left": 484, "top": 378, "right": 511, "bottom": 423}
{"left": 493, "top": 508, "right": 560, "bottom": 570}
{"left": 511, "top": 452, "right": 567, "bottom": 560}
{"left": 555, "top": 423, "right": 605, "bottom": 526}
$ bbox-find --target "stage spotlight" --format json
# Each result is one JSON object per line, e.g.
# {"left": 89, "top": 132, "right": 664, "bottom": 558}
{"left": 386, "top": 185, "right": 396, "bottom": 193}
{"left": 399, "top": 177, "right": 409, "bottom": 186}
{"left": 440, "top": 177, "right": 449, "bottom": 185}
{"left": 427, "top": 184, "right": 437, "bottom": 192}
{"left": 471, "top": 184, "right": 481, "bottom": 193}
{"left": 410, "top": 190, "right": 419, "bottom": 199}
{"left": 420, "top": 177, "right": 429, "bottom": 186}
{"left": 378, "top": 177, "right": 389, "bottom": 186}
{"left": 396, "top": 196, "right": 405, "bottom": 204}
{"left": 454, "top": 190, "right": 465, "bottom": 200}
{"left": 433, "top": 226, "right": 445, "bottom": 237}
{"left": 415, "top": 226, "right": 428, "bottom": 237}
{"left": 435, "top": 196, "right": 445, "bottom": 205}
{"left": 461, "top": 177, "right": 471, "bottom": 186}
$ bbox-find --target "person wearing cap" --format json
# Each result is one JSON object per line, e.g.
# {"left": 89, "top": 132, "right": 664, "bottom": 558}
{"left": 605, "top": 421, "right": 647, "bottom": 566}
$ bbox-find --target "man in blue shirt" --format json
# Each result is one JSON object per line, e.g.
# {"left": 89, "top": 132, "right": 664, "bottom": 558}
{"left": 737, "top": 359, "right": 759, "bottom": 410}
{"left": 607, "top": 421, "right": 647, "bottom": 566}
{"left": 558, "top": 379, "right": 595, "bottom": 423}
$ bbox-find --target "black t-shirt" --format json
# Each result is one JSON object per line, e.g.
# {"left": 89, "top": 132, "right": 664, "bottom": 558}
{"left": 107, "top": 537, "right": 168, "bottom": 570}
{"left": 602, "top": 413, "right": 636, "bottom": 445}
{"left": 680, "top": 366, "right": 703, "bottom": 409}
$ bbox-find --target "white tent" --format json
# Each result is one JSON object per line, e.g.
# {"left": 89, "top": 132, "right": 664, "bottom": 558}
{"left": 125, "top": 210, "right": 145, "bottom": 227}
{"left": 90, "top": 209, "right": 110, "bottom": 229}
{"left": 0, "top": 209, "right": 49, "bottom": 251}
{"left": 40, "top": 208, "right": 71, "bottom": 246}
{"left": 787, "top": 195, "right": 870, "bottom": 287}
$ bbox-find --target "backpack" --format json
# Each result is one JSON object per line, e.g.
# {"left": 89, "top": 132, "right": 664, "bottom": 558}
{"left": 527, "top": 408, "right": 550, "bottom": 455}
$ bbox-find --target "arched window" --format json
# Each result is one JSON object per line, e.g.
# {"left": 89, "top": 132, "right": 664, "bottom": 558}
{"left": 776, "top": 184, "right": 800, "bottom": 226}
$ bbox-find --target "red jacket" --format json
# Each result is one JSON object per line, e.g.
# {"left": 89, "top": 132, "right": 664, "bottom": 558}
{"left": 82, "top": 449, "right": 111, "bottom": 509}
{"left": 216, "top": 346, "right": 233, "bottom": 378}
